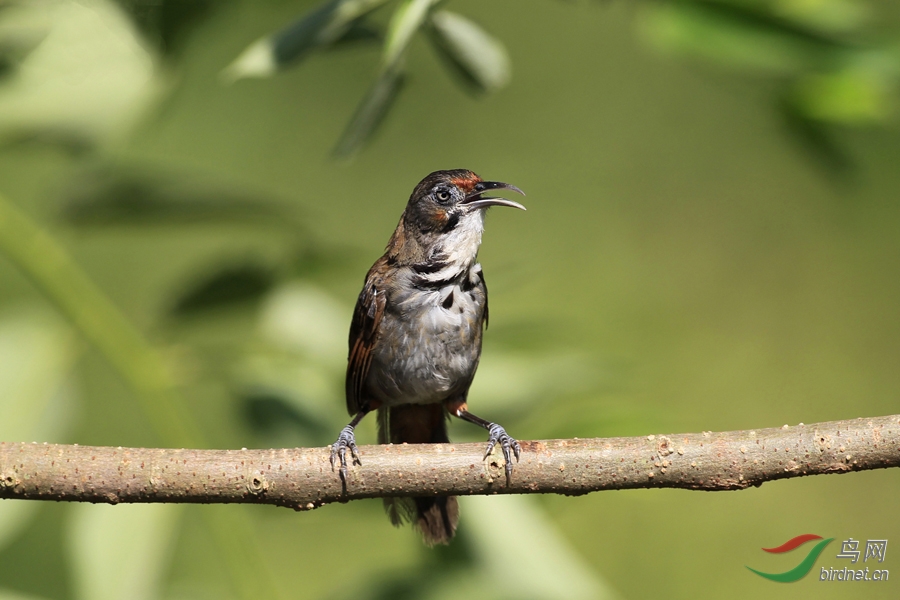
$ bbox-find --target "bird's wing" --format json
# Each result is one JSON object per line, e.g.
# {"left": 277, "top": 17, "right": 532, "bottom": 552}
{"left": 477, "top": 267, "right": 488, "bottom": 329}
{"left": 345, "top": 276, "right": 387, "bottom": 415}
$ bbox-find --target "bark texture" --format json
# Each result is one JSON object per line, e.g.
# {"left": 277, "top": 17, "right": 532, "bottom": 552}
{"left": 1, "top": 415, "right": 898, "bottom": 510}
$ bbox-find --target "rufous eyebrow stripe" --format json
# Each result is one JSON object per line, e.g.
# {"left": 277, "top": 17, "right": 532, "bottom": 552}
{"left": 450, "top": 174, "right": 482, "bottom": 193}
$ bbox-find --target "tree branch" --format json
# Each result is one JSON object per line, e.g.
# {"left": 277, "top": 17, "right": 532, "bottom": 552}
{"left": 2, "top": 415, "right": 898, "bottom": 510}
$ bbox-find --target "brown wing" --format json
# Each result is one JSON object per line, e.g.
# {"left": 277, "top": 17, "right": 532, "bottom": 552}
{"left": 345, "top": 276, "right": 387, "bottom": 415}
{"left": 477, "top": 267, "right": 488, "bottom": 329}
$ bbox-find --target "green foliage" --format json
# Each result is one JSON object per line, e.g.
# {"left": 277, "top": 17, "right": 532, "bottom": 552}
{"left": 59, "top": 167, "right": 303, "bottom": 229}
{"left": 333, "top": 62, "right": 406, "bottom": 157}
{"left": 67, "top": 504, "right": 181, "bottom": 600}
{"left": 0, "top": 0, "right": 164, "bottom": 149}
{"left": 428, "top": 10, "right": 511, "bottom": 93}
{"left": 222, "top": 0, "right": 390, "bottom": 81}
{"left": 0, "top": 310, "right": 74, "bottom": 550}
{"left": 224, "top": 0, "right": 512, "bottom": 156}
{"left": 635, "top": 0, "right": 897, "bottom": 171}
{"left": 219, "top": 0, "right": 898, "bottom": 162}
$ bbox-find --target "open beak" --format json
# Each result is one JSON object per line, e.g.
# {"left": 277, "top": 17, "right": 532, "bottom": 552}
{"left": 462, "top": 181, "right": 526, "bottom": 211}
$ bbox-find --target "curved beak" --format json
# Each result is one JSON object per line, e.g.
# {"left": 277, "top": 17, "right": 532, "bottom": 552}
{"left": 462, "top": 181, "right": 526, "bottom": 211}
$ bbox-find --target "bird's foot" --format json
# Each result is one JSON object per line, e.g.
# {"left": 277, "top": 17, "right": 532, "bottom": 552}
{"left": 484, "top": 423, "right": 521, "bottom": 480}
{"left": 330, "top": 425, "right": 360, "bottom": 481}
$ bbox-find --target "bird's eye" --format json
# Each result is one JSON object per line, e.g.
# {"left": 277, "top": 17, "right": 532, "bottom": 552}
{"left": 435, "top": 189, "right": 452, "bottom": 203}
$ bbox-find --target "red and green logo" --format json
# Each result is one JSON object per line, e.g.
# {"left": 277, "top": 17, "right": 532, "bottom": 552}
{"left": 747, "top": 534, "right": 834, "bottom": 582}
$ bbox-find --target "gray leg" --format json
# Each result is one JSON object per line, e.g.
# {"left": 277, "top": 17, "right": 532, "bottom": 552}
{"left": 330, "top": 409, "right": 369, "bottom": 481}
{"left": 457, "top": 409, "right": 521, "bottom": 480}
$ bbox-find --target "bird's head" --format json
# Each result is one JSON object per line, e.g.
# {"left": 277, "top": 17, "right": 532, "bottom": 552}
{"left": 386, "top": 169, "right": 525, "bottom": 265}
{"left": 403, "top": 169, "right": 525, "bottom": 234}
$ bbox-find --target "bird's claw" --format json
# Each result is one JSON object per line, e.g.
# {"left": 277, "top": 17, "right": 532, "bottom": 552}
{"left": 484, "top": 423, "right": 521, "bottom": 480}
{"left": 330, "top": 425, "right": 360, "bottom": 481}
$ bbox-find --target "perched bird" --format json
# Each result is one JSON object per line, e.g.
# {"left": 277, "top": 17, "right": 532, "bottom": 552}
{"left": 330, "top": 169, "right": 526, "bottom": 545}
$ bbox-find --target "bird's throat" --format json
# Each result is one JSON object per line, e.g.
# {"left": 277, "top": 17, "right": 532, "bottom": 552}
{"left": 387, "top": 210, "right": 485, "bottom": 276}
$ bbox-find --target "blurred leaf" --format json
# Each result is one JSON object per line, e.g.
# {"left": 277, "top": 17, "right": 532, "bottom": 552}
{"left": 333, "top": 63, "right": 405, "bottom": 157}
{"left": 258, "top": 282, "right": 347, "bottom": 363}
{"left": 170, "top": 263, "right": 276, "bottom": 316}
{"left": 222, "top": 1, "right": 334, "bottom": 81}
{"left": 0, "top": 5, "right": 51, "bottom": 67}
{"left": 0, "top": 310, "right": 74, "bottom": 443}
{"left": 382, "top": 0, "right": 437, "bottom": 68}
{"left": 240, "top": 391, "right": 335, "bottom": 446}
{"left": 294, "top": 0, "right": 388, "bottom": 54}
{"left": 333, "top": 536, "right": 475, "bottom": 600}
{"left": 0, "top": 0, "right": 165, "bottom": 149}
{"left": 67, "top": 504, "right": 181, "bottom": 600}
{"left": 59, "top": 167, "right": 303, "bottom": 230}
{"left": 428, "top": 11, "right": 511, "bottom": 93}
{"left": 467, "top": 351, "right": 600, "bottom": 418}
{"left": 637, "top": 0, "right": 852, "bottom": 74}
{"left": 637, "top": 0, "right": 899, "bottom": 167}
{"left": 222, "top": 0, "right": 389, "bottom": 81}
{"left": 330, "top": 492, "right": 619, "bottom": 600}
{"left": 0, "top": 590, "right": 51, "bottom": 600}
{"left": 236, "top": 356, "right": 342, "bottom": 424}
{"left": 333, "top": 0, "right": 439, "bottom": 156}
{"left": 461, "top": 495, "right": 618, "bottom": 600}
{"left": 0, "top": 309, "right": 75, "bottom": 551}
{"left": 790, "top": 68, "right": 892, "bottom": 123}
{"left": 290, "top": 243, "right": 363, "bottom": 279}
{"left": 772, "top": 0, "right": 869, "bottom": 34}
{"left": 238, "top": 282, "right": 350, "bottom": 441}
{"left": 0, "top": 190, "right": 202, "bottom": 448}
{"left": 120, "top": 0, "right": 225, "bottom": 55}
{"left": 330, "top": 19, "right": 382, "bottom": 47}
{"left": 779, "top": 94, "right": 854, "bottom": 176}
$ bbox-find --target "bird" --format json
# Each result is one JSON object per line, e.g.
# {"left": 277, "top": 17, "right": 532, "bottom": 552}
{"left": 330, "top": 169, "right": 526, "bottom": 545}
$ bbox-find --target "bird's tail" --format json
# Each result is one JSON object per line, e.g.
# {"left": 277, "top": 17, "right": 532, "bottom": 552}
{"left": 378, "top": 404, "right": 459, "bottom": 545}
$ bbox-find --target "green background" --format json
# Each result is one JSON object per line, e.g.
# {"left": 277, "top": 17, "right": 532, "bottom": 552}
{"left": 0, "top": 0, "right": 897, "bottom": 599}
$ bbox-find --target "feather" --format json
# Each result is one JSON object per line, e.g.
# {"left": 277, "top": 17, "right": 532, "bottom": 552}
{"left": 345, "top": 270, "right": 386, "bottom": 415}
{"left": 380, "top": 404, "right": 459, "bottom": 545}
